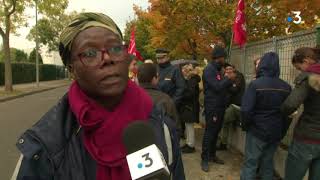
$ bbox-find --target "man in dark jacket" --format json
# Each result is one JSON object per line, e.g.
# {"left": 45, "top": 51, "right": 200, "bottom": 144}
{"left": 240, "top": 52, "right": 291, "bottom": 180}
{"left": 200, "top": 45, "right": 236, "bottom": 172}
{"left": 137, "top": 63, "right": 179, "bottom": 124}
{"left": 156, "top": 48, "right": 185, "bottom": 107}
{"left": 218, "top": 64, "right": 246, "bottom": 150}
{"left": 156, "top": 48, "right": 186, "bottom": 137}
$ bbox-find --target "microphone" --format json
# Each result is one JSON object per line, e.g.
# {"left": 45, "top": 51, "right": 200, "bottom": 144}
{"left": 123, "top": 121, "right": 170, "bottom": 180}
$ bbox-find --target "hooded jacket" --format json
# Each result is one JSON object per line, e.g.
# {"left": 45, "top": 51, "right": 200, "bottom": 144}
{"left": 241, "top": 52, "right": 292, "bottom": 143}
{"left": 281, "top": 63, "right": 320, "bottom": 144}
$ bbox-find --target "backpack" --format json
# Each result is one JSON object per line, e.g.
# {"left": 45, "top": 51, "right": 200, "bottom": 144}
{"left": 149, "top": 103, "right": 181, "bottom": 179}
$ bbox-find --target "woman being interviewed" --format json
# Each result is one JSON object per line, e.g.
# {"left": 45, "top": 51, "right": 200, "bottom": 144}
{"left": 16, "top": 12, "right": 185, "bottom": 180}
{"left": 281, "top": 47, "right": 320, "bottom": 180}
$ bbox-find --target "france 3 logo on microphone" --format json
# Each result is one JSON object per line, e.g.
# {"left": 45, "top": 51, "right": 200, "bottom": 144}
{"left": 126, "top": 144, "right": 170, "bottom": 180}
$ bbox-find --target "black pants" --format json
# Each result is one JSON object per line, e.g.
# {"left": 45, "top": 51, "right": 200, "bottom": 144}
{"left": 201, "top": 110, "right": 225, "bottom": 161}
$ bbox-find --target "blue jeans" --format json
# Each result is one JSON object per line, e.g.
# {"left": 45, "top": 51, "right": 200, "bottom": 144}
{"left": 284, "top": 140, "right": 320, "bottom": 180}
{"left": 240, "top": 131, "right": 279, "bottom": 180}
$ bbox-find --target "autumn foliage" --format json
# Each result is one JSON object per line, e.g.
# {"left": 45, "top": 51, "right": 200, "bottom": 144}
{"left": 124, "top": 0, "right": 320, "bottom": 61}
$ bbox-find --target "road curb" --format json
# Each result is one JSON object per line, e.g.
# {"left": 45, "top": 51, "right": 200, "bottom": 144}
{"left": 0, "top": 84, "right": 69, "bottom": 103}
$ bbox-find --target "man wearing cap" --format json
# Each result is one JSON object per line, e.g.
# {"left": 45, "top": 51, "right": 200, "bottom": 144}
{"left": 156, "top": 48, "right": 185, "bottom": 107}
{"left": 201, "top": 45, "right": 236, "bottom": 172}
{"left": 156, "top": 48, "right": 186, "bottom": 133}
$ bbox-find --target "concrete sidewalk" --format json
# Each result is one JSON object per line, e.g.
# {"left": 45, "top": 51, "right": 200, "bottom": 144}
{"left": 182, "top": 127, "right": 242, "bottom": 180}
{"left": 0, "top": 79, "right": 71, "bottom": 102}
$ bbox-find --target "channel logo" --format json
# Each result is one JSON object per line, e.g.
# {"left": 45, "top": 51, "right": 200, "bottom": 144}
{"left": 137, "top": 153, "right": 153, "bottom": 169}
{"left": 287, "top": 11, "right": 302, "bottom": 24}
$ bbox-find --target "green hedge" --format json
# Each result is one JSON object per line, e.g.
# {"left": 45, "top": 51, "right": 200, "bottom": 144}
{"left": 0, "top": 62, "right": 66, "bottom": 86}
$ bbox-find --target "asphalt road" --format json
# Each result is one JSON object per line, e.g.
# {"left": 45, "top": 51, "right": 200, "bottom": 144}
{"left": 0, "top": 86, "right": 69, "bottom": 180}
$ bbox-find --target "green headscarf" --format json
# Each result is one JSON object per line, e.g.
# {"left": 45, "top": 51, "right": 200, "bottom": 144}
{"left": 59, "top": 12, "right": 123, "bottom": 65}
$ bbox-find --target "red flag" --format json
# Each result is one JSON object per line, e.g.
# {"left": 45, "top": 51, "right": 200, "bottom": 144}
{"left": 233, "top": 0, "right": 247, "bottom": 47}
{"left": 128, "top": 26, "right": 144, "bottom": 61}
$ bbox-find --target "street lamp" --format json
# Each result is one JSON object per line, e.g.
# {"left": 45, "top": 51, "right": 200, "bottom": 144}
{"left": 35, "top": 0, "right": 39, "bottom": 87}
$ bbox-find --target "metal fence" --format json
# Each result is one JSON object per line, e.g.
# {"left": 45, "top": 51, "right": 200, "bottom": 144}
{"left": 230, "top": 29, "right": 317, "bottom": 85}
{"left": 229, "top": 28, "right": 318, "bottom": 146}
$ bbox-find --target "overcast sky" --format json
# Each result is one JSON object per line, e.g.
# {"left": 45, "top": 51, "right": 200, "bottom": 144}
{"left": 9, "top": 0, "right": 149, "bottom": 50}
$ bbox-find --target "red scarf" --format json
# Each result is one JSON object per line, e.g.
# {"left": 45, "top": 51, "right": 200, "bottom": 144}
{"left": 306, "top": 63, "right": 320, "bottom": 74}
{"left": 68, "top": 80, "right": 153, "bottom": 180}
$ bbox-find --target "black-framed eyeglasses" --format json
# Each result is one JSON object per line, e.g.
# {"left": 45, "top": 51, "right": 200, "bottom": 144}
{"left": 77, "top": 45, "right": 127, "bottom": 67}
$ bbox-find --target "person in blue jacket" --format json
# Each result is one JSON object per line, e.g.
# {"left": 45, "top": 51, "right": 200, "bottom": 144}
{"left": 240, "top": 52, "right": 291, "bottom": 180}
{"left": 156, "top": 48, "right": 186, "bottom": 136}
{"left": 200, "top": 45, "right": 236, "bottom": 172}
{"left": 156, "top": 48, "right": 185, "bottom": 107}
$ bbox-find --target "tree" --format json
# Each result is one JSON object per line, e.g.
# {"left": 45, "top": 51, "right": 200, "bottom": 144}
{"left": 28, "top": 48, "right": 43, "bottom": 64}
{"left": 0, "top": 0, "right": 68, "bottom": 92}
{"left": 14, "top": 48, "right": 28, "bottom": 62}
{"left": 127, "top": 0, "right": 236, "bottom": 60}
{"left": 124, "top": 0, "right": 320, "bottom": 61}
{"left": 123, "top": 17, "right": 154, "bottom": 59}
{"left": 0, "top": 0, "right": 31, "bottom": 91}
{"left": 27, "top": 11, "right": 78, "bottom": 51}
{"left": 242, "top": 0, "right": 320, "bottom": 41}
{"left": 0, "top": 48, "right": 28, "bottom": 62}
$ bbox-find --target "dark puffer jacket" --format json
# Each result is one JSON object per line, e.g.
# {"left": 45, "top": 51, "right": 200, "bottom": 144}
{"left": 203, "top": 61, "right": 233, "bottom": 111}
{"left": 158, "top": 62, "right": 185, "bottom": 107}
{"left": 16, "top": 94, "right": 185, "bottom": 180}
{"left": 281, "top": 64, "right": 320, "bottom": 143}
{"left": 241, "top": 52, "right": 292, "bottom": 143}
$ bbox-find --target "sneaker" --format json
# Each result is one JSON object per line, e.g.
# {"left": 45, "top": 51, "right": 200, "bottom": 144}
{"left": 211, "top": 156, "right": 224, "bottom": 164}
{"left": 216, "top": 143, "right": 228, "bottom": 151}
{"left": 181, "top": 145, "right": 195, "bottom": 153}
{"left": 201, "top": 160, "right": 209, "bottom": 172}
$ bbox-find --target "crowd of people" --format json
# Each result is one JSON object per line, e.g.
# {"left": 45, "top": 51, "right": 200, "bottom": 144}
{"left": 15, "top": 12, "right": 320, "bottom": 180}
